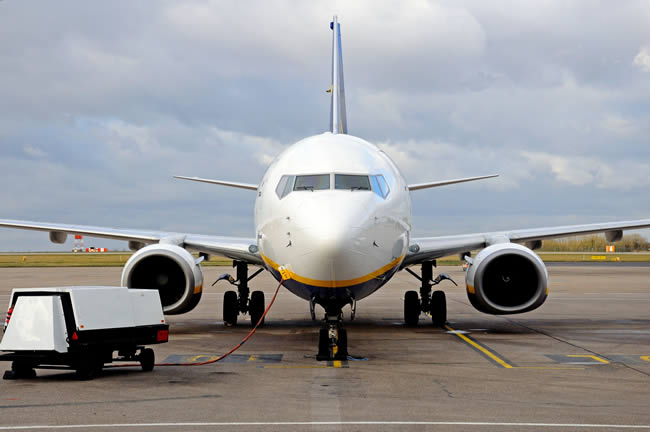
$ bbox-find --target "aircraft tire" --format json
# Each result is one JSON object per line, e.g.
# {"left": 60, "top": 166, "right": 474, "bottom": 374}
{"left": 250, "top": 290, "right": 265, "bottom": 327}
{"left": 336, "top": 328, "right": 348, "bottom": 360}
{"left": 317, "top": 328, "right": 330, "bottom": 360}
{"left": 430, "top": 290, "right": 447, "bottom": 327}
{"left": 223, "top": 290, "right": 238, "bottom": 326}
{"left": 404, "top": 290, "right": 420, "bottom": 326}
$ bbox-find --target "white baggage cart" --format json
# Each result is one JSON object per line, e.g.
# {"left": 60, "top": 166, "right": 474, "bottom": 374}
{"left": 0, "top": 286, "right": 169, "bottom": 379}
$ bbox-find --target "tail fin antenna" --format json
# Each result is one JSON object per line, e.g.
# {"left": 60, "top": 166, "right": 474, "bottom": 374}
{"left": 329, "top": 15, "right": 348, "bottom": 134}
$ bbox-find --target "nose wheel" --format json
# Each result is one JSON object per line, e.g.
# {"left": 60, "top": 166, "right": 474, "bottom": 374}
{"left": 316, "top": 310, "right": 348, "bottom": 361}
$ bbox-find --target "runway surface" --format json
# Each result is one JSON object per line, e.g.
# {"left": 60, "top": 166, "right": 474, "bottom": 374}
{"left": 0, "top": 265, "right": 649, "bottom": 431}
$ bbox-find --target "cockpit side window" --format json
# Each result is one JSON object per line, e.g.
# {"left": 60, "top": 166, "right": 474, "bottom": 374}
{"left": 294, "top": 174, "right": 330, "bottom": 191}
{"left": 370, "top": 174, "right": 390, "bottom": 199}
{"left": 275, "top": 175, "right": 295, "bottom": 199}
{"left": 335, "top": 174, "right": 371, "bottom": 191}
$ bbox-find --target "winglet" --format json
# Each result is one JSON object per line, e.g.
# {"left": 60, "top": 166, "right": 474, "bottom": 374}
{"left": 329, "top": 15, "right": 347, "bottom": 134}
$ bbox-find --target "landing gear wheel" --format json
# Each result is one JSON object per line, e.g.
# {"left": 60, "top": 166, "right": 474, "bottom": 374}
{"left": 140, "top": 348, "right": 155, "bottom": 372}
{"left": 335, "top": 328, "right": 348, "bottom": 360}
{"left": 249, "top": 290, "right": 265, "bottom": 327}
{"left": 404, "top": 290, "right": 421, "bottom": 326}
{"left": 223, "top": 290, "right": 238, "bottom": 326}
{"left": 430, "top": 290, "right": 447, "bottom": 327}
{"left": 317, "top": 328, "right": 330, "bottom": 361}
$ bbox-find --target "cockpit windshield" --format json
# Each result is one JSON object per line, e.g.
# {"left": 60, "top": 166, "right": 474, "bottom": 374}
{"left": 294, "top": 174, "right": 330, "bottom": 191}
{"left": 335, "top": 174, "right": 370, "bottom": 191}
{"left": 275, "top": 173, "right": 390, "bottom": 199}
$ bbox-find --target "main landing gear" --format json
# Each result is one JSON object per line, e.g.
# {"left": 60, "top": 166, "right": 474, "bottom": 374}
{"left": 214, "top": 261, "right": 265, "bottom": 327}
{"left": 404, "top": 261, "right": 457, "bottom": 327}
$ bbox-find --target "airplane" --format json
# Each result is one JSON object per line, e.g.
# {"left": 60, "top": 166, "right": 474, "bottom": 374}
{"left": 2, "top": 16, "right": 650, "bottom": 360}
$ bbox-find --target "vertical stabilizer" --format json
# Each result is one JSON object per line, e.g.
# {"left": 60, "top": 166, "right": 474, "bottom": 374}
{"left": 329, "top": 16, "right": 348, "bottom": 134}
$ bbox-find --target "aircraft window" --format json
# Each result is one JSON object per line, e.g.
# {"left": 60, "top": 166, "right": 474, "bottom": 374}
{"left": 275, "top": 175, "right": 295, "bottom": 199}
{"left": 370, "top": 175, "right": 390, "bottom": 199}
{"left": 335, "top": 174, "right": 371, "bottom": 191}
{"left": 294, "top": 174, "right": 330, "bottom": 191}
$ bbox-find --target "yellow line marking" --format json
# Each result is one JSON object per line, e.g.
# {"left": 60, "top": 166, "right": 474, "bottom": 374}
{"left": 332, "top": 361, "right": 342, "bottom": 368}
{"left": 262, "top": 365, "right": 335, "bottom": 369}
{"left": 641, "top": 356, "right": 650, "bottom": 362}
{"left": 445, "top": 325, "right": 513, "bottom": 369}
{"left": 261, "top": 253, "right": 404, "bottom": 288}
{"left": 513, "top": 367, "right": 584, "bottom": 370}
{"left": 567, "top": 354, "right": 610, "bottom": 364}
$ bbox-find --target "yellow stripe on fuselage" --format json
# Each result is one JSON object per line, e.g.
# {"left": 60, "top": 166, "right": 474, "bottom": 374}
{"left": 261, "top": 253, "right": 404, "bottom": 288}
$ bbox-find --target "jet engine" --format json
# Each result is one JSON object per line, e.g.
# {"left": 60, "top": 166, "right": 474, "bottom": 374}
{"left": 121, "top": 244, "right": 204, "bottom": 315}
{"left": 465, "top": 243, "right": 548, "bottom": 315}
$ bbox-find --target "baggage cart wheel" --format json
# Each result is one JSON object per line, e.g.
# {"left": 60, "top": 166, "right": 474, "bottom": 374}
{"left": 4, "top": 361, "right": 36, "bottom": 380}
{"left": 140, "top": 348, "right": 155, "bottom": 372}
{"left": 75, "top": 362, "right": 96, "bottom": 380}
{"left": 75, "top": 352, "right": 102, "bottom": 380}
{"left": 93, "top": 357, "right": 105, "bottom": 376}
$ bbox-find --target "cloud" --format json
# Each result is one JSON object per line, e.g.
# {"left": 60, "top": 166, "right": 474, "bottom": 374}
{"left": 522, "top": 151, "right": 650, "bottom": 189}
{"left": 602, "top": 114, "right": 638, "bottom": 136}
{"left": 633, "top": 46, "right": 650, "bottom": 72}
{"left": 23, "top": 144, "right": 47, "bottom": 158}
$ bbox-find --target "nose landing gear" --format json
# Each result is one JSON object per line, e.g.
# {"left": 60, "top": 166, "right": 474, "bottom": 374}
{"left": 316, "top": 310, "right": 348, "bottom": 361}
{"left": 214, "top": 261, "right": 265, "bottom": 327}
{"left": 404, "top": 261, "right": 456, "bottom": 327}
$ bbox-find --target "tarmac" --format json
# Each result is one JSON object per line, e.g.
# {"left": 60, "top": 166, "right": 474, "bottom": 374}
{"left": 0, "top": 264, "right": 649, "bottom": 431}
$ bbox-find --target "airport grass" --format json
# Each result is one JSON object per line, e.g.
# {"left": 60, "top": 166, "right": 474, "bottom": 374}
{"left": 1, "top": 252, "right": 649, "bottom": 268}
{"left": 438, "top": 252, "right": 650, "bottom": 266}
{"left": 0, "top": 253, "right": 232, "bottom": 268}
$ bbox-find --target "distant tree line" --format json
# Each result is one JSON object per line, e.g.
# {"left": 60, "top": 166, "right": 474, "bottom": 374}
{"left": 539, "top": 234, "right": 650, "bottom": 252}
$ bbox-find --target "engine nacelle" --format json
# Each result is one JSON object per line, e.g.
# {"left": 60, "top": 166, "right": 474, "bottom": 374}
{"left": 465, "top": 243, "right": 548, "bottom": 315}
{"left": 121, "top": 244, "right": 204, "bottom": 315}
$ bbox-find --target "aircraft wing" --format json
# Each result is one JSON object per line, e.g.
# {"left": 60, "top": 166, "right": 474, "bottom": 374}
{"left": 402, "top": 218, "right": 650, "bottom": 268}
{"left": 0, "top": 219, "right": 262, "bottom": 265}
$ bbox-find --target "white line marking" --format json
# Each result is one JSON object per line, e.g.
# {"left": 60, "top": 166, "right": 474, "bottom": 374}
{"left": 1, "top": 422, "right": 650, "bottom": 430}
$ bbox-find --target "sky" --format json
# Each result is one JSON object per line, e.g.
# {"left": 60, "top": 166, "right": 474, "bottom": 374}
{"left": 1, "top": 0, "right": 649, "bottom": 251}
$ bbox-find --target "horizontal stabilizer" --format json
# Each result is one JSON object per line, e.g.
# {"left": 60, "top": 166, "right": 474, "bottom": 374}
{"left": 408, "top": 174, "right": 499, "bottom": 191}
{"left": 173, "top": 176, "right": 258, "bottom": 191}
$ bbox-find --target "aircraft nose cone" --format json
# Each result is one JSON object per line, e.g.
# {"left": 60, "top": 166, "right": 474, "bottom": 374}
{"left": 282, "top": 193, "right": 382, "bottom": 283}
{"left": 292, "top": 194, "right": 374, "bottom": 256}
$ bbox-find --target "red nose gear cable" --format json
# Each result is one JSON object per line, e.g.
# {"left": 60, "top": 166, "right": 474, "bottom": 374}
{"left": 107, "top": 278, "right": 284, "bottom": 369}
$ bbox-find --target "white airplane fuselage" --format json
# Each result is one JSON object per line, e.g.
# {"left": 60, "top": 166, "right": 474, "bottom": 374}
{"left": 255, "top": 132, "right": 411, "bottom": 309}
